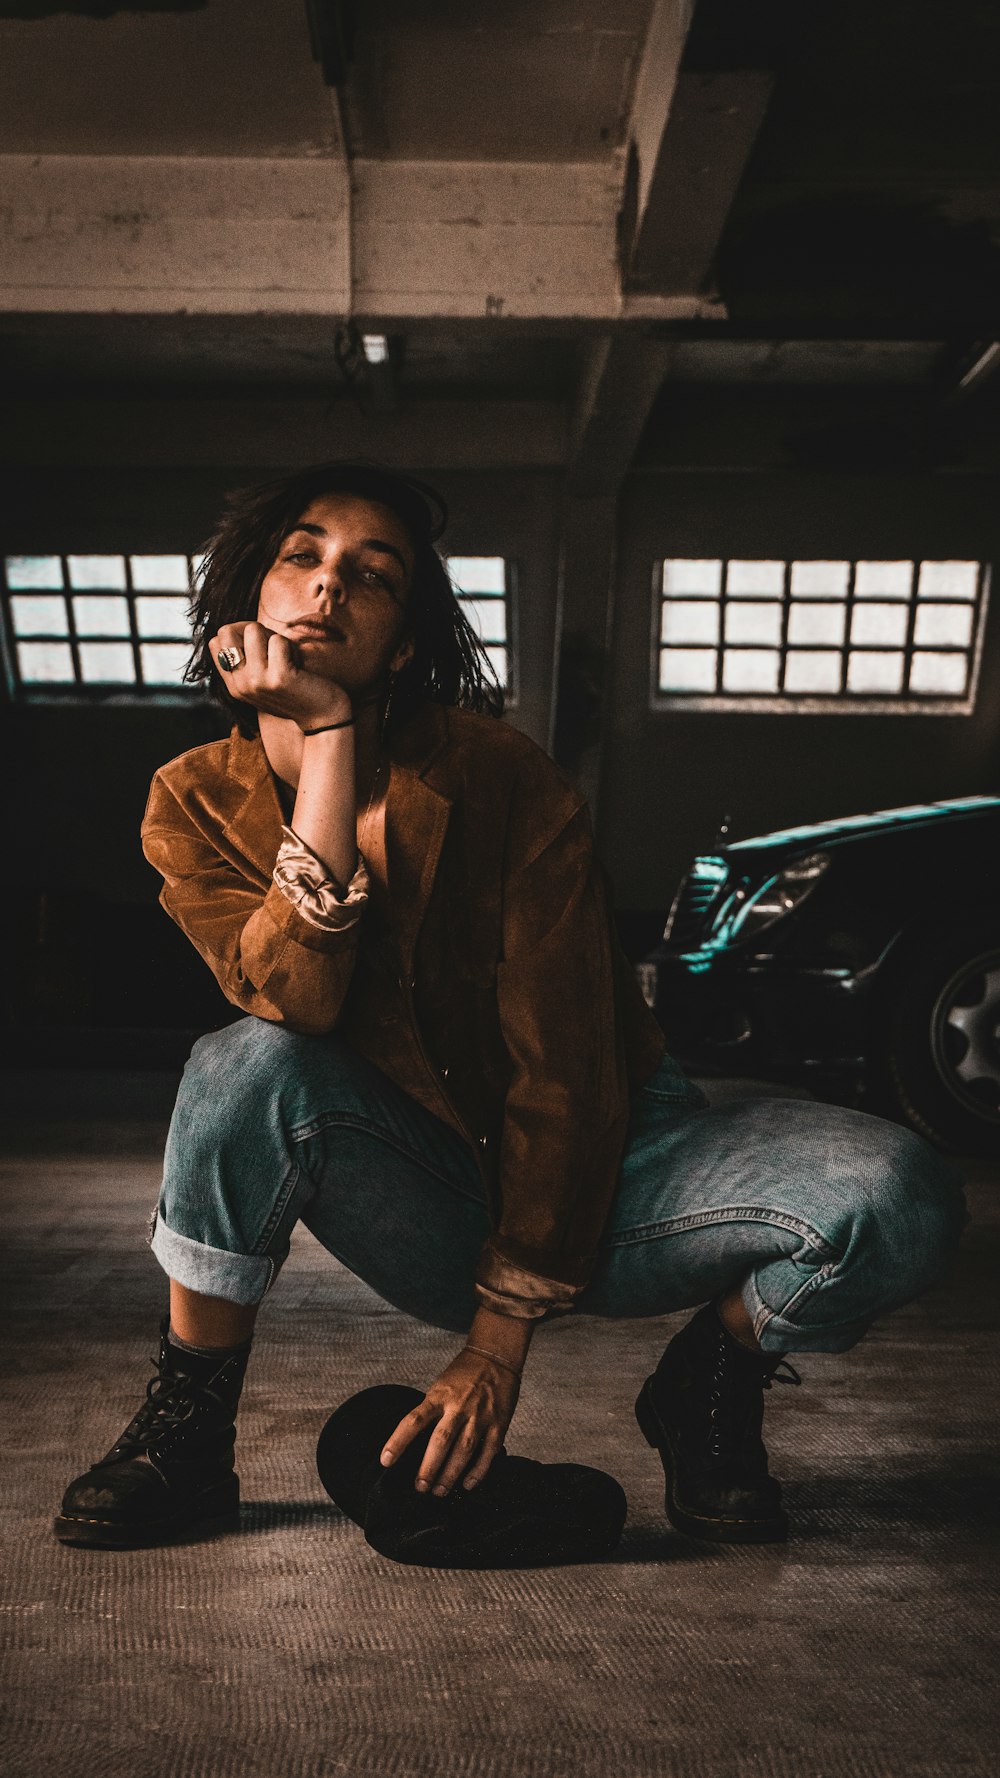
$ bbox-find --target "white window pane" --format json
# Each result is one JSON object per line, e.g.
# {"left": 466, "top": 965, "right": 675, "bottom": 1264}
{"left": 726, "top": 560, "right": 785, "bottom": 598}
{"left": 659, "top": 647, "right": 717, "bottom": 692}
{"left": 6, "top": 554, "right": 63, "bottom": 590}
{"left": 483, "top": 644, "right": 508, "bottom": 686}
{"left": 446, "top": 555, "right": 506, "bottom": 594}
{"left": 18, "top": 640, "right": 75, "bottom": 682}
{"left": 135, "top": 594, "right": 191, "bottom": 639}
{"left": 141, "top": 642, "right": 190, "bottom": 685}
{"left": 459, "top": 595, "right": 507, "bottom": 643}
{"left": 850, "top": 603, "right": 909, "bottom": 646}
{"left": 67, "top": 554, "right": 127, "bottom": 590}
{"left": 662, "top": 558, "right": 723, "bottom": 599}
{"left": 722, "top": 649, "right": 780, "bottom": 692}
{"left": 660, "top": 600, "right": 719, "bottom": 645}
{"left": 724, "top": 601, "right": 782, "bottom": 645}
{"left": 913, "top": 603, "right": 973, "bottom": 648}
{"left": 854, "top": 561, "right": 913, "bottom": 600}
{"left": 783, "top": 650, "right": 843, "bottom": 693}
{"left": 79, "top": 641, "right": 135, "bottom": 682}
{"left": 130, "top": 554, "right": 190, "bottom": 592}
{"left": 790, "top": 560, "right": 850, "bottom": 599}
{"left": 909, "top": 652, "right": 967, "bottom": 694}
{"left": 917, "top": 561, "right": 978, "bottom": 601}
{"left": 787, "top": 602, "right": 845, "bottom": 645}
{"left": 847, "top": 650, "right": 905, "bottom": 694}
{"left": 10, "top": 593, "right": 68, "bottom": 636}
{"left": 73, "top": 594, "right": 130, "bottom": 636}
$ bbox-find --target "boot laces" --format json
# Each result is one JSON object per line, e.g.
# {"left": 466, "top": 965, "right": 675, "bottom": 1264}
{"left": 706, "top": 1337, "right": 801, "bottom": 1461}
{"left": 764, "top": 1359, "right": 802, "bottom": 1390}
{"left": 122, "top": 1352, "right": 229, "bottom": 1449}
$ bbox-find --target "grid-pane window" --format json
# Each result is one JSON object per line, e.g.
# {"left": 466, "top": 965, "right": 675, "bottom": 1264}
{"left": 4, "top": 551, "right": 516, "bottom": 701}
{"left": 445, "top": 555, "right": 512, "bottom": 692}
{"left": 655, "top": 557, "right": 987, "bottom": 711}
{"left": 3, "top": 554, "right": 198, "bottom": 694}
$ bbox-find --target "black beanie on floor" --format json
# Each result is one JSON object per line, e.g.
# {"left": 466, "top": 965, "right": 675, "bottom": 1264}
{"left": 316, "top": 1384, "right": 628, "bottom": 1569}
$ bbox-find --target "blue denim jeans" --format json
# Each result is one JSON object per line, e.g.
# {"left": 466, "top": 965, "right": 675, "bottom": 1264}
{"left": 150, "top": 1018, "right": 967, "bottom": 1354}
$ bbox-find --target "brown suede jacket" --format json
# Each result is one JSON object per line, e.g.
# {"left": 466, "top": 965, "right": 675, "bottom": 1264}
{"left": 141, "top": 700, "right": 666, "bottom": 1317}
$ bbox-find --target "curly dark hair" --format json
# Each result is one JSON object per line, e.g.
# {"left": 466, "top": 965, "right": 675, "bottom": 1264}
{"left": 185, "top": 461, "right": 505, "bottom": 736}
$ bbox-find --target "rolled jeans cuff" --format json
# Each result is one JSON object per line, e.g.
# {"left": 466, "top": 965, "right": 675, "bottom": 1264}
{"left": 150, "top": 1210, "right": 274, "bottom": 1306}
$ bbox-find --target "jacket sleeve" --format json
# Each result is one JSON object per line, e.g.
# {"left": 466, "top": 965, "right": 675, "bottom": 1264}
{"left": 141, "top": 774, "right": 363, "bottom": 1037}
{"left": 473, "top": 796, "right": 633, "bottom": 1319}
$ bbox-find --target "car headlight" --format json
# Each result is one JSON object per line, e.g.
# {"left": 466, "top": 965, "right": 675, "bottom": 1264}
{"left": 720, "top": 851, "right": 830, "bottom": 945}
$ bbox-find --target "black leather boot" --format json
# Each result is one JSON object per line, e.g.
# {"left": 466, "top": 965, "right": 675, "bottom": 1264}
{"left": 54, "top": 1319, "right": 250, "bottom": 1548}
{"left": 635, "top": 1302, "right": 801, "bottom": 1543}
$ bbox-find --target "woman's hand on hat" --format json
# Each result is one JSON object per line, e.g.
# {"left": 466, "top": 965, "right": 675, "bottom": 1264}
{"left": 378, "top": 1348, "right": 521, "bottom": 1497}
{"left": 209, "top": 620, "right": 352, "bottom": 729}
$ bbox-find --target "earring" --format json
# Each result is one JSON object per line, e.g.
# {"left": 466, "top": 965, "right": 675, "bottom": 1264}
{"left": 381, "top": 669, "right": 397, "bottom": 736}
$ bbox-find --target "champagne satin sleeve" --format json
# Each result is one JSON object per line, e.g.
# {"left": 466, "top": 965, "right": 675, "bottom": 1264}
{"left": 272, "top": 825, "right": 370, "bottom": 932}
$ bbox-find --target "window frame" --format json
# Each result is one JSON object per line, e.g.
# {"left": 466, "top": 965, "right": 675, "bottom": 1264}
{"left": 2, "top": 550, "right": 520, "bottom": 708}
{"left": 444, "top": 552, "right": 518, "bottom": 709}
{"left": 1, "top": 552, "right": 204, "bottom": 706}
{"left": 649, "top": 555, "right": 990, "bottom": 716}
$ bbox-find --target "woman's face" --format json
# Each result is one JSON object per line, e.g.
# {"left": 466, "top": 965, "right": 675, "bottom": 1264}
{"left": 256, "top": 491, "right": 416, "bottom": 694}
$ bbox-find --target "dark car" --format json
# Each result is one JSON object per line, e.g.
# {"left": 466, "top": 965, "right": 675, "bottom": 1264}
{"left": 639, "top": 795, "right": 1000, "bottom": 1155}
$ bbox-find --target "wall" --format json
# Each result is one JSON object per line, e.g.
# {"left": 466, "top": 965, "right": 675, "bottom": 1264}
{"left": 600, "top": 469, "right": 1000, "bottom": 915}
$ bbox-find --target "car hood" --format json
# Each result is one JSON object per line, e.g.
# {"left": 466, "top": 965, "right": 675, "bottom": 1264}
{"left": 724, "top": 794, "right": 1000, "bottom": 860}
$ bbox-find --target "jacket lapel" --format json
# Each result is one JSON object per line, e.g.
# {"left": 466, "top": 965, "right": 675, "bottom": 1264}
{"left": 386, "top": 703, "right": 453, "bottom": 976}
{"left": 387, "top": 770, "right": 452, "bottom": 976}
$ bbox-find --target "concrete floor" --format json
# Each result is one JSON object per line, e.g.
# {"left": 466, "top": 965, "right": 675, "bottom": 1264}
{"left": 1, "top": 1074, "right": 998, "bottom": 1778}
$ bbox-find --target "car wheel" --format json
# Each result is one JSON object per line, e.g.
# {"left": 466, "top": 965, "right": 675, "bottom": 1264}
{"left": 886, "top": 924, "right": 1000, "bottom": 1156}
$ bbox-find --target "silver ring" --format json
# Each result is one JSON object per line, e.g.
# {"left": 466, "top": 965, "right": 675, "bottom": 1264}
{"left": 217, "top": 645, "right": 244, "bottom": 673}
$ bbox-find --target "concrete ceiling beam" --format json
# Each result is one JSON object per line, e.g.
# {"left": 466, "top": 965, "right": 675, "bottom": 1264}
{"left": 0, "top": 154, "right": 352, "bottom": 316}
{"left": 352, "top": 159, "right": 625, "bottom": 322}
{"left": 0, "top": 152, "right": 719, "bottom": 323}
{"left": 625, "top": 0, "right": 696, "bottom": 231}
{"left": 625, "top": 68, "right": 773, "bottom": 297}
{"left": 618, "top": 0, "right": 772, "bottom": 299}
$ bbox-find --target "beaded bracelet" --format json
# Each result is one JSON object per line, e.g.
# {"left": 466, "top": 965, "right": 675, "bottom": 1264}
{"left": 464, "top": 1343, "right": 523, "bottom": 1379}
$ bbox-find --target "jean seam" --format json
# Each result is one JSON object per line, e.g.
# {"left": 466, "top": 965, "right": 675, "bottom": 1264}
{"left": 640, "top": 1089, "right": 707, "bottom": 1106}
{"left": 744, "top": 1249, "right": 840, "bottom": 1349}
{"left": 251, "top": 1162, "right": 304, "bottom": 1257}
{"left": 605, "top": 1204, "right": 842, "bottom": 1259}
{"left": 765, "top": 1264, "right": 834, "bottom": 1324}
{"left": 752, "top": 1273, "right": 883, "bottom": 1348}
{"left": 289, "top": 1112, "right": 486, "bottom": 1206}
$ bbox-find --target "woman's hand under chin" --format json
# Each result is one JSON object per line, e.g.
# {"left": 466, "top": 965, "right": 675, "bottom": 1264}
{"left": 209, "top": 619, "right": 353, "bottom": 731}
